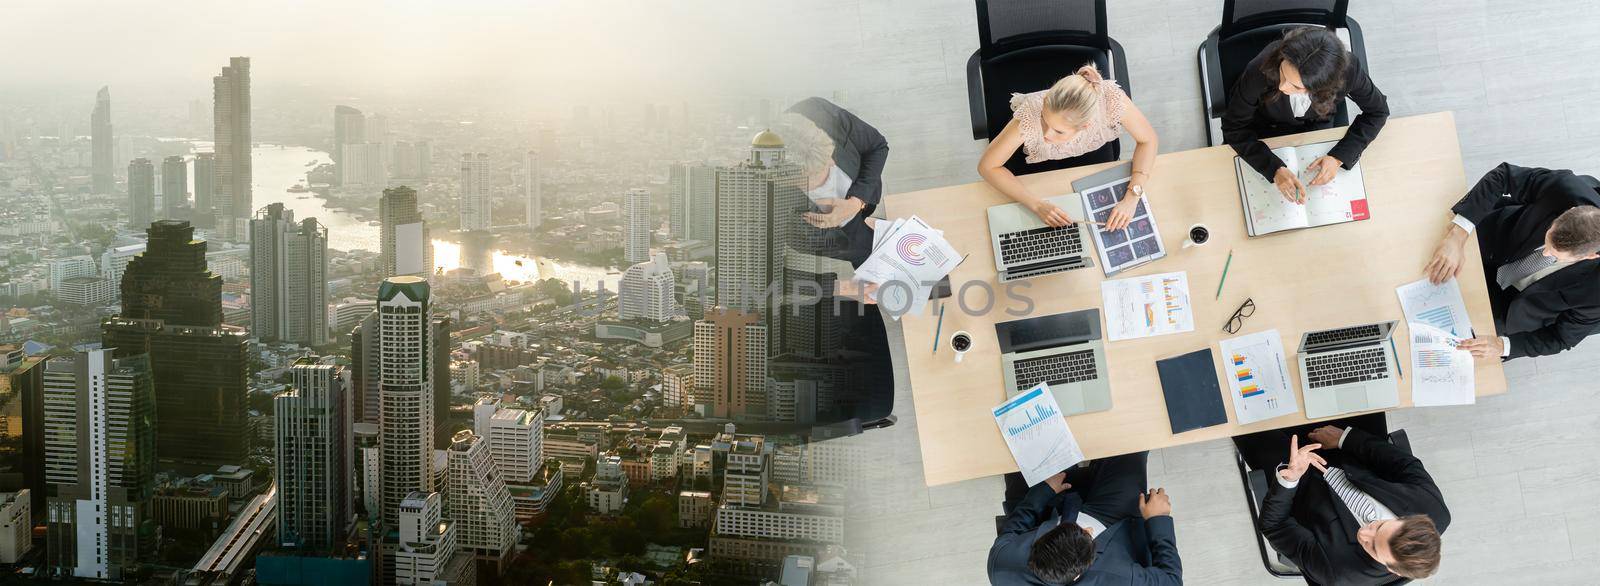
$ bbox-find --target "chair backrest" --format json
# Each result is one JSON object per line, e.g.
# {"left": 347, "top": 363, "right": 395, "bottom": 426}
{"left": 975, "top": 0, "right": 1108, "bottom": 55}
{"left": 1220, "top": 0, "right": 1349, "bottom": 39}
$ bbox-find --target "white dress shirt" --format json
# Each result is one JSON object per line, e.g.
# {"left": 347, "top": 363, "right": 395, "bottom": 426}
{"left": 1275, "top": 427, "right": 1398, "bottom": 525}
{"left": 1449, "top": 213, "right": 1557, "bottom": 357}
{"left": 1289, "top": 92, "right": 1313, "bottom": 118}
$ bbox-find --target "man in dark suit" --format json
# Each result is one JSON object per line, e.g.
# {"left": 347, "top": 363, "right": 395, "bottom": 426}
{"left": 1424, "top": 162, "right": 1600, "bottom": 359}
{"left": 785, "top": 97, "right": 890, "bottom": 268}
{"left": 1233, "top": 414, "right": 1447, "bottom": 584}
{"left": 987, "top": 452, "right": 1182, "bottom": 585}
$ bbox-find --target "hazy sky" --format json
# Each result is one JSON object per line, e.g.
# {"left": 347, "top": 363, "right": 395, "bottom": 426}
{"left": 5, "top": 1, "right": 826, "bottom": 107}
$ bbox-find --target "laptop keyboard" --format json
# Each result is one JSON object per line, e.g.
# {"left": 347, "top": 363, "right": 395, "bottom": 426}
{"left": 1305, "top": 325, "right": 1382, "bottom": 348}
{"left": 1014, "top": 349, "right": 1099, "bottom": 392}
{"left": 999, "top": 226, "right": 1083, "bottom": 265}
{"left": 1306, "top": 347, "right": 1390, "bottom": 389}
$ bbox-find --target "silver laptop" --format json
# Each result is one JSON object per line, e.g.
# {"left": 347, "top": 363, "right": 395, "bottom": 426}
{"left": 996, "top": 309, "right": 1111, "bottom": 416}
{"left": 1297, "top": 321, "right": 1401, "bottom": 419}
{"left": 987, "top": 194, "right": 1094, "bottom": 282}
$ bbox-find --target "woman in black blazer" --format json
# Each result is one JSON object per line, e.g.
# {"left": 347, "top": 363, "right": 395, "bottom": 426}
{"left": 1223, "top": 26, "right": 1389, "bottom": 203}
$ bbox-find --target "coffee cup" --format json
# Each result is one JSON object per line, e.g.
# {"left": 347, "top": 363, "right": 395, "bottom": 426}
{"left": 1182, "top": 223, "right": 1211, "bottom": 249}
{"left": 950, "top": 331, "right": 972, "bottom": 363}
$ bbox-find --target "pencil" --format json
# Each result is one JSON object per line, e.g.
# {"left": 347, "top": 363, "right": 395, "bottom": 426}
{"left": 1215, "top": 249, "right": 1234, "bottom": 300}
{"left": 932, "top": 304, "right": 946, "bottom": 355}
{"left": 1389, "top": 337, "right": 1403, "bottom": 379}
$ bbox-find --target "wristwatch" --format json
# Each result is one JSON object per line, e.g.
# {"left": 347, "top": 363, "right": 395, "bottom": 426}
{"left": 1129, "top": 184, "right": 1145, "bottom": 199}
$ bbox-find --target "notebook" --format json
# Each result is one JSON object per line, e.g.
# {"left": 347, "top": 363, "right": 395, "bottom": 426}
{"left": 1154, "top": 348, "right": 1228, "bottom": 434}
{"left": 1072, "top": 162, "right": 1167, "bottom": 277}
{"left": 1235, "top": 139, "right": 1370, "bottom": 237}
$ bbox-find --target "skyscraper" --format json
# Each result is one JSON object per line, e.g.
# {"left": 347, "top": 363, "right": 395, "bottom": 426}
{"left": 523, "top": 150, "right": 540, "bottom": 229}
{"left": 161, "top": 155, "right": 188, "bottom": 220}
{"left": 445, "top": 430, "right": 518, "bottom": 571}
{"left": 91, "top": 87, "right": 113, "bottom": 194}
{"left": 127, "top": 157, "right": 154, "bottom": 229}
{"left": 378, "top": 276, "right": 435, "bottom": 528}
{"left": 380, "top": 186, "right": 432, "bottom": 279}
{"left": 618, "top": 253, "right": 677, "bottom": 322}
{"left": 716, "top": 130, "right": 806, "bottom": 317}
{"left": 274, "top": 358, "right": 349, "bottom": 553}
{"left": 0, "top": 347, "right": 45, "bottom": 524}
{"left": 431, "top": 316, "right": 453, "bottom": 450}
{"left": 42, "top": 350, "right": 156, "bottom": 582}
{"left": 693, "top": 308, "right": 768, "bottom": 419}
{"left": 332, "top": 105, "right": 365, "bottom": 166}
{"left": 192, "top": 153, "right": 215, "bottom": 228}
{"left": 459, "top": 152, "right": 491, "bottom": 231}
{"left": 392, "top": 141, "right": 432, "bottom": 181}
{"left": 213, "top": 57, "right": 251, "bottom": 239}
{"left": 350, "top": 312, "right": 381, "bottom": 423}
{"left": 250, "top": 203, "right": 330, "bottom": 346}
{"left": 103, "top": 221, "right": 249, "bottom": 467}
{"left": 625, "top": 187, "right": 652, "bottom": 264}
{"left": 668, "top": 163, "right": 716, "bottom": 242}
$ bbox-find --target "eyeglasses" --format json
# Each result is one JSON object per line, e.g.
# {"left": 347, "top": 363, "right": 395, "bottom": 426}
{"left": 1223, "top": 298, "right": 1256, "bottom": 334}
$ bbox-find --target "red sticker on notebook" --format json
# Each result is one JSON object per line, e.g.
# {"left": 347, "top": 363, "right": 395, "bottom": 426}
{"left": 1350, "top": 199, "right": 1370, "bottom": 220}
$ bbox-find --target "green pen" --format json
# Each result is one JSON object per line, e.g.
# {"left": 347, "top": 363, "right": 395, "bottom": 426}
{"left": 1215, "top": 249, "right": 1234, "bottom": 300}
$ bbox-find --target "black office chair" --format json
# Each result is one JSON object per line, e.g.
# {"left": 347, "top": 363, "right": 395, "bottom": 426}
{"left": 966, "top": 0, "right": 1132, "bottom": 175}
{"left": 1235, "top": 429, "right": 1413, "bottom": 585}
{"left": 1197, "top": 0, "right": 1368, "bottom": 146}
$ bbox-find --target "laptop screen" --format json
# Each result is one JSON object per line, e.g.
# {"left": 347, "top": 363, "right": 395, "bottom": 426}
{"left": 996, "top": 309, "right": 1100, "bottom": 353}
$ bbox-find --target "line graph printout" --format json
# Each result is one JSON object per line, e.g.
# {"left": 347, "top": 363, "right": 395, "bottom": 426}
{"left": 1396, "top": 278, "right": 1474, "bottom": 338}
{"left": 993, "top": 383, "right": 1085, "bottom": 486}
{"left": 1218, "top": 329, "right": 1299, "bottom": 424}
{"left": 1099, "top": 271, "right": 1195, "bottom": 341}
{"left": 1408, "top": 321, "right": 1476, "bottom": 406}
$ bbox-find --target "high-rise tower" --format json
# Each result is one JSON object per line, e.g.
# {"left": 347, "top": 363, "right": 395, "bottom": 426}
{"left": 127, "top": 158, "right": 154, "bottom": 229}
{"left": 192, "top": 153, "right": 215, "bottom": 228}
{"left": 624, "top": 187, "right": 651, "bottom": 264}
{"left": 250, "top": 203, "right": 329, "bottom": 345}
{"left": 161, "top": 155, "right": 188, "bottom": 220}
{"left": 459, "top": 153, "right": 491, "bottom": 231}
{"left": 274, "top": 358, "right": 349, "bottom": 553}
{"left": 380, "top": 186, "right": 432, "bottom": 279}
{"left": 378, "top": 276, "right": 435, "bottom": 528}
{"left": 213, "top": 57, "right": 251, "bottom": 239}
{"left": 91, "top": 87, "right": 113, "bottom": 194}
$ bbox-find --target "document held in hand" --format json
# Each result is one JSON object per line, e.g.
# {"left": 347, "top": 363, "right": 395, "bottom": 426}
{"left": 993, "top": 383, "right": 1086, "bottom": 486}
{"left": 854, "top": 215, "right": 962, "bottom": 317}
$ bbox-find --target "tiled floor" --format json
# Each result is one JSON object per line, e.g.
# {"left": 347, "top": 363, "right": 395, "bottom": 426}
{"left": 812, "top": 1, "right": 1600, "bottom": 584}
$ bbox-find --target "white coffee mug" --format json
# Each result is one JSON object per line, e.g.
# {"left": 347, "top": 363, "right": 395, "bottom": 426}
{"left": 950, "top": 331, "right": 973, "bottom": 363}
{"left": 1182, "top": 223, "right": 1211, "bottom": 249}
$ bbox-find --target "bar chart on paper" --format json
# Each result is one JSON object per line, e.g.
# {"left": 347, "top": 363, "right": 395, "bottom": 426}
{"left": 1396, "top": 278, "right": 1473, "bottom": 339}
{"left": 1218, "top": 329, "right": 1299, "bottom": 424}
{"left": 1101, "top": 271, "right": 1195, "bottom": 341}
{"left": 993, "top": 384, "right": 1085, "bottom": 485}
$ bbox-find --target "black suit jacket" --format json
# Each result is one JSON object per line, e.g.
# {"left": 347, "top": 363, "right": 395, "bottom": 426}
{"left": 787, "top": 97, "right": 890, "bottom": 268}
{"left": 1262, "top": 428, "right": 1450, "bottom": 586}
{"left": 1452, "top": 162, "right": 1600, "bottom": 358}
{"left": 1222, "top": 39, "right": 1390, "bottom": 179}
{"left": 988, "top": 484, "right": 1182, "bottom": 586}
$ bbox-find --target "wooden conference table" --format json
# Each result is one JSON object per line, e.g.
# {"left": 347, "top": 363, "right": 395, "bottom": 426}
{"left": 886, "top": 112, "right": 1507, "bottom": 487}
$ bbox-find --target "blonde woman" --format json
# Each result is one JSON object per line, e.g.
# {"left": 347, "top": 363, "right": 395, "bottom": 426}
{"left": 978, "top": 64, "right": 1159, "bottom": 231}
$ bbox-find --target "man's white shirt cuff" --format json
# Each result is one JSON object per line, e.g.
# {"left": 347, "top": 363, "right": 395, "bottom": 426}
{"left": 1451, "top": 214, "right": 1476, "bottom": 234}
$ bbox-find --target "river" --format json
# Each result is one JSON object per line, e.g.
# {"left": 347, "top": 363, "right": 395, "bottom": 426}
{"left": 186, "top": 142, "right": 618, "bottom": 289}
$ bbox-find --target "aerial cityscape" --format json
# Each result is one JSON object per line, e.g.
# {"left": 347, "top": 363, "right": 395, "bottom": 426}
{"left": 0, "top": 5, "right": 885, "bottom": 585}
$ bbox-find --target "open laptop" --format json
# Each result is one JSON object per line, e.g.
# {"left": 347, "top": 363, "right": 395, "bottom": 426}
{"left": 987, "top": 194, "right": 1094, "bottom": 282}
{"left": 1297, "top": 321, "right": 1401, "bottom": 419}
{"left": 995, "top": 308, "right": 1111, "bottom": 416}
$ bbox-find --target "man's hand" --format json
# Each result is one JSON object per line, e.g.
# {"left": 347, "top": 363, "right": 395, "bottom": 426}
{"left": 1273, "top": 167, "right": 1308, "bottom": 203}
{"left": 1306, "top": 155, "right": 1343, "bottom": 186}
{"left": 1280, "top": 435, "right": 1328, "bottom": 484}
{"left": 1307, "top": 426, "right": 1344, "bottom": 450}
{"left": 1425, "top": 225, "right": 1470, "bottom": 284}
{"left": 1044, "top": 471, "right": 1072, "bottom": 494}
{"left": 1456, "top": 335, "right": 1504, "bottom": 358}
{"left": 1139, "top": 488, "right": 1171, "bottom": 519}
{"left": 803, "top": 197, "right": 864, "bottom": 228}
{"left": 1105, "top": 193, "right": 1140, "bottom": 231}
{"left": 1029, "top": 199, "right": 1074, "bottom": 228}
{"left": 834, "top": 280, "right": 879, "bottom": 305}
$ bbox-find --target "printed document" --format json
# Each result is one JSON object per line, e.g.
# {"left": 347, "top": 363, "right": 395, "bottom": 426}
{"left": 855, "top": 216, "right": 961, "bottom": 318}
{"left": 1218, "top": 329, "right": 1300, "bottom": 424}
{"left": 1408, "top": 321, "right": 1476, "bottom": 406}
{"left": 1099, "top": 271, "right": 1195, "bottom": 341}
{"left": 1396, "top": 278, "right": 1474, "bottom": 339}
{"left": 993, "top": 383, "right": 1086, "bottom": 486}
